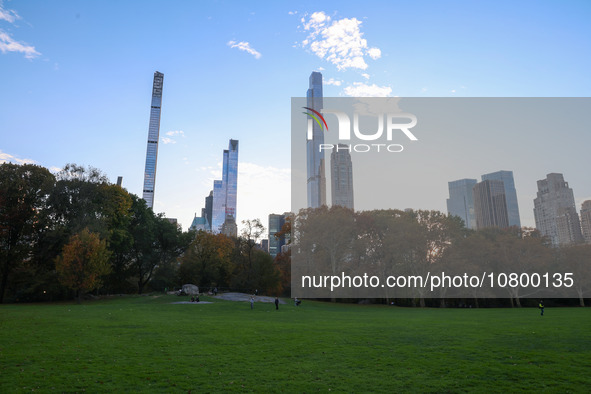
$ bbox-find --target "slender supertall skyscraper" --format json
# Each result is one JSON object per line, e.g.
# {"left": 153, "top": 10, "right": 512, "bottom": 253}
{"left": 331, "top": 144, "right": 354, "bottom": 210}
{"left": 142, "top": 71, "right": 164, "bottom": 209}
{"left": 306, "top": 71, "right": 326, "bottom": 208}
{"left": 482, "top": 170, "right": 521, "bottom": 227}
{"left": 211, "top": 139, "right": 239, "bottom": 233}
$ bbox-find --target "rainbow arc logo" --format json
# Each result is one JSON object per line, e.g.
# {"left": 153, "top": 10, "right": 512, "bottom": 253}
{"left": 302, "top": 107, "right": 329, "bottom": 132}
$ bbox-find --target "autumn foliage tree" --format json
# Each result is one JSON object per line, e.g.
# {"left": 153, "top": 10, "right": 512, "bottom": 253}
{"left": 55, "top": 228, "right": 111, "bottom": 303}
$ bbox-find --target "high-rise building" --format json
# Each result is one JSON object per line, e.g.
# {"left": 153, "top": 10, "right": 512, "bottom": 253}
{"left": 331, "top": 144, "right": 354, "bottom": 210}
{"left": 203, "top": 191, "right": 213, "bottom": 231}
{"left": 580, "top": 200, "right": 591, "bottom": 244}
{"left": 142, "top": 71, "right": 164, "bottom": 209}
{"left": 221, "top": 214, "right": 237, "bottom": 238}
{"left": 260, "top": 239, "right": 269, "bottom": 253}
{"left": 482, "top": 170, "right": 521, "bottom": 227}
{"left": 211, "top": 139, "right": 239, "bottom": 233}
{"left": 473, "top": 179, "right": 509, "bottom": 229}
{"left": 533, "top": 173, "right": 583, "bottom": 246}
{"left": 446, "top": 178, "right": 477, "bottom": 229}
{"left": 269, "top": 212, "right": 292, "bottom": 258}
{"left": 306, "top": 71, "right": 326, "bottom": 208}
{"left": 211, "top": 180, "right": 225, "bottom": 233}
{"left": 189, "top": 215, "right": 209, "bottom": 232}
{"left": 269, "top": 213, "right": 286, "bottom": 258}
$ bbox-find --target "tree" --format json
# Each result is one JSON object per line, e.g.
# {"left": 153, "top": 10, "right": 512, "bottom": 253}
{"left": 55, "top": 228, "right": 111, "bottom": 303}
{"left": 47, "top": 164, "right": 110, "bottom": 235}
{"left": 560, "top": 244, "right": 591, "bottom": 307}
{"left": 294, "top": 206, "right": 356, "bottom": 300}
{"left": 179, "top": 231, "right": 234, "bottom": 289}
{"left": 239, "top": 219, "right": 265, "bottom": 285}
{"left": 0, "top": 163, "right": 55, "bottom": 303}
{"left": 99, "top": 184, "right": 134, "bottom": 293}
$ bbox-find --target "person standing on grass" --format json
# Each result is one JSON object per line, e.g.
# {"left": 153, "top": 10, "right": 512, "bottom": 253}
{"left": 275, "top": 297, "right": 279, "bottom": 310}
{"left": 250, "top": 296, "right": 254, "bottom": 309}
{"left": 539, "top": 300, "right": 544, "bottom": 316}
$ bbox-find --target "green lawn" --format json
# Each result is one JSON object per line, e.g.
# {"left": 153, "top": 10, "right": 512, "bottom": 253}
{"left": 1, "top": 295, "right": 590, "bottom": 393}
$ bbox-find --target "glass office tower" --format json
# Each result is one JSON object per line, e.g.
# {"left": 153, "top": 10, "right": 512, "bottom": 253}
{"left": 482, "top": 170, "right": 521, "bottom": 227}
{"left": 473, "top": 179, "right": 510, "bottom": 230}
{"left": 446, "top": 178, "right": 477, "bottom": 229}
{"left": 142, "top": 71, "right": 164, "bottom": 209}
{"left": 306, "top": 71, "right": 326, "bottom": 208}
{"left": 211, "top": 139, "right": 239, "bottom": 233}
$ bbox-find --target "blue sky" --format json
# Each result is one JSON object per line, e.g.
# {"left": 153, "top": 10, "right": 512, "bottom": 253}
{"left": 1, "top": 0, "right": 590, "bottom": 232}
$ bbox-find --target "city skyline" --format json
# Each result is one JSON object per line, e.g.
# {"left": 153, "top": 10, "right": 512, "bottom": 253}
{"left": 2, "top": 2, "right": 591, "bottom": 231}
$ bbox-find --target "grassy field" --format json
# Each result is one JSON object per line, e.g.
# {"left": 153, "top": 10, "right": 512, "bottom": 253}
{"left": 1, "top": 295, "right": 590, "bottom": 393}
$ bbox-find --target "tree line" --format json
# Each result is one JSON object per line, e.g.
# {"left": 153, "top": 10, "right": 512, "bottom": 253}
{"left": 0, "top": 163, "right": 284, "bottom": 303}
{"left": 292, "top": 206, "right": 591, "bottom": 307}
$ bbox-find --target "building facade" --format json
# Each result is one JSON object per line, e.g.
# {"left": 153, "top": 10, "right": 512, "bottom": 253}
{"left": 446, "top": 178, "right": 477, "bottom": 229}
{"left": 269, "top": 213, "right": 286, "bottom": 259}
{"left": 306, "top": 71, "right": 327, "bottom": 208}
{"left": 482, "top": 170, "right": 521, "bottom": 227}
{"left": 533, "top": 173, "right": 583, "bottom": 246}
{"left": 473, "top": 179, "right": 509, "bottom": 230}
{"left": 331, "top": 144, "right": 354, "bottom": 210}
{"left": 142, "top": 71, "right": 164, "bottom": 209}
{"left": 581, "top": 200, "right": 591, "bottom": 244}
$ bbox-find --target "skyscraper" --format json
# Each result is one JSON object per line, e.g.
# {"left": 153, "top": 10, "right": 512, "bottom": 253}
{"left": 306, "top": 71, "right": 326, "bottom": 208}
{"left": 482, "top": 170, "right": 521, "bottom": 227}
{"left": 580, "top": 200, "right": 591, "bottom": 244}
{"left": 204, "top": 190, "right": 213, "bottom": 231}
{"left": 269, "top": 212, "right": 292, "bottom": 258}
{"left": 269, "top": 213, "right": 286, "bottom": 258}
{"left": 211, "top": 139, "right": 239, "bottom": 233}
{"left": 473, "top": 179, "right": 509, "bottom": 229}
{"left": 331, "top": 144, "right": 354, "bottom": 210}
{"left": 142, "top": 71, "right": 164, "bottom": 209}
{"left": 533, "top": 173, "right": 583, "bottom": 246}
{"left": 446, "top": 178, "right": 477, "bottom": 229}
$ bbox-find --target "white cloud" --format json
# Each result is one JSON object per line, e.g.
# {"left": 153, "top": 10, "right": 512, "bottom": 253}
{"left": 227, "top": 40, "right": 262, "bottom": 59}
{"left": 361, "top": 73, "right": 370, "bottom": 79}
{"left": 0, "top": 30, "right": 40, "bottom": 59}
{"left": 0, "top": 2, "right": 19, "bottom": 23}
{"left": 324, "top": 78, "right": 342, "bottom": 86}
{"left": 161, "top": 137, "right": 176, "bottom": 144}
{"left": 0, "top": 150, "right": 38, "bottom": 165}
{"left": 367, "top": 47, "right": 381, "bottom": 60}
{"left": 288, "top": 11, "right": 298, "bottom": 15}
{"left": 300, "top": 11, "right": 381, "bottom": 71}
{"left": 165, "top": 130, "right": 185, "bottom": 137}
{"left": 343, "top": 82, "right": 392, "bottom": 97}
{"left": 0, "top": 3, "right": 39, "bottom": 60}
